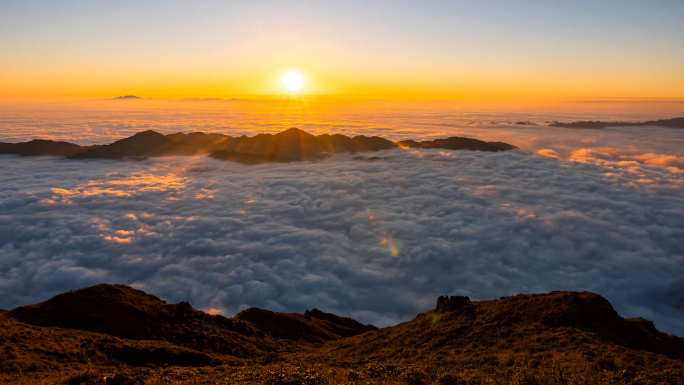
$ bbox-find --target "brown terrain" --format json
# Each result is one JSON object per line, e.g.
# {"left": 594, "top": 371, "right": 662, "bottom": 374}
{"left": 0, "top": 128, "right": 517, "bottom": 164}
{"left": 1, "top": 284, "right": 683, "bottom": 384}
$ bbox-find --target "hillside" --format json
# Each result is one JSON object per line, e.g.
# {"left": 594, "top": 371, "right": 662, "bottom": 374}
{"left": 2, "top": 284, "right": 374, "bottom": 371}
{"left": 0, "top": 128, "right": 517, "bottom": 163}
{"left": 69, "top": 131, "right": 231, "bottom": 159}
{"left": 1, "top": 285, "right": 683, "bottom": 384}
{"left": 299, "top": 293, "right": 684, "bottom": 366}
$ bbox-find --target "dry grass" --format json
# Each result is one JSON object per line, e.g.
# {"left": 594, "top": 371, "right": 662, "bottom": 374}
{"left": 2, "top": 361, "right": 684, "bottom": 385}
{"left": 2, "top": 287, "right": 683, "bottom": 384}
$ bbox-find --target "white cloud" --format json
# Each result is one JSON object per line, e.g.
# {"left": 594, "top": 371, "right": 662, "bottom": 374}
{"left": 1, "top": 142, "right": 684, "bottom": 335}
{"left": 1, "top": 103, "right": 683, "bottom": 333}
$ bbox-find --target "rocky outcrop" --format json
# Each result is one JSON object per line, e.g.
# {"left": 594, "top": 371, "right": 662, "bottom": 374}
{"left": 435, "top": 295, "right": 471, "bottom": 313}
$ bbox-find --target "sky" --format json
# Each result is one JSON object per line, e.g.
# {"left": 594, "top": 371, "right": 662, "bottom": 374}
{"left": 1, "top": 0, "right": 684, "bottom": 101}
{"left": 1, "top": 0, "right": 684, "bottom": 338}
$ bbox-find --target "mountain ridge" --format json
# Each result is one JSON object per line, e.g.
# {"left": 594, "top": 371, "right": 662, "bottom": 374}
{"left": 2, "top": 284, "right": 684, "bottom": 383}
{"left": 0, "top": 127, "right": 518, "bottom": 163}
{"left": 548, "top": 117, "right": 684, "bottom": 129}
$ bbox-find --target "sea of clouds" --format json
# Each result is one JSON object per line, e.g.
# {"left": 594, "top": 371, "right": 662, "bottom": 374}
{"left": 1, "top": 103, "right": 683, "bottom": 335}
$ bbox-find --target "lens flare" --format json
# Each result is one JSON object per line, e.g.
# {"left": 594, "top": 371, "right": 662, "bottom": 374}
{"left": 368, "top": 214, "right": 401, "bottom": 257}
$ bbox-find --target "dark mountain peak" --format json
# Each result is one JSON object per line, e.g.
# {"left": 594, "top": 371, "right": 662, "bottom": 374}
{"left": 6, "top": 128, "right": 519, "bottom": 162}
{"left": 7, "top": 284, "right": 170, "bottom": 332}
{"left": 316, "top": 133, "right": 358, "bottom": 153}
{"left": 125, "top": 130, "right": 168, "bottom": 142}
{"left": 0, "top": 139, "right": 95, "bottom": 157}
{"left": 427, "top": 136, "right": 517, "bottom": 152}
{"left": 68, "top": 130, "right": 173, "bottom": 159}
{"left": 273, "top": 127, "right": 318, "bottom": 143}
{"left": 351, "top": 135, "right": 398, "bottom": 151}
{"left": 396, "top": 136, "right": 518, "bottom": 152}
{"left": 166, "top": 132, "right": 187, "bottom": 141}
{"left": 8, "top": 284, "right": 253, "bottom": 340}
{"left": 235, "top": 307, "right": 375, "bottom": 343}
{"left": 209, "top": 128, "right": 403, "bottom": 162}
{"left": 5, "top": 284, "right": 373, "bottom": 365}
{"left": 279, "top": 127, "right": 309, "bottom": 135}
{"left": 185, "top": 132, "right": 229, "bottom": 140}
{"left": 69, "top": 130, "right": 230, "bottom": 159}
{"left": 211, "top": 127, "right": 324, "bottom": 161}
{"left": 533, "top": 291, "right": 619, "bottom": 328}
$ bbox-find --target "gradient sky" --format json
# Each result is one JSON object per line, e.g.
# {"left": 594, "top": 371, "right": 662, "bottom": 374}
{"left": 1, "top": 0, "right": 683, "bottom": 100}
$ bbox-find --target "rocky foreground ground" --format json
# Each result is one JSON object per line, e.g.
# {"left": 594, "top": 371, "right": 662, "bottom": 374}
{"left": 1, "top": 284, "right": 683, "bottom": 384}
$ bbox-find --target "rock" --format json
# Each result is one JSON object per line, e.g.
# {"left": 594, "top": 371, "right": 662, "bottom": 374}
{"left": 436, "top": 295, "right": 471, "bottom": 313}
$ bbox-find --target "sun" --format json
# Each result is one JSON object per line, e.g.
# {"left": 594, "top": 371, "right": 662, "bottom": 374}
{"left": 283, "top": 72, "right": 303, "bottom": 91}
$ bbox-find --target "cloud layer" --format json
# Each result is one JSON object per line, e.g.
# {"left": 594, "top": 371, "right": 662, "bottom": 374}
{"left": 1, "top": 145, "right": 683, "bottom": 335}
{"left": 2, "top": 103, "right": 683, "bottom": 333}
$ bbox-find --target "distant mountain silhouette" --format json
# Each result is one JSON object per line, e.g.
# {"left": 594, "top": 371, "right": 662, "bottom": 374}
{"left": 0, "top": 139, "right": 98, "bottom": 156}
{"left": 207, "top": 128, "right": 401, "bottom": 163}
{"left": 549, "top": 117, "right": 684, "bottom": 129}
{"left": 70, "top": 131, "right": 230, "bottom": 159}
{"left": 2, "top": 285, "right": 684, "bottom": 381}
{"left": 1, "top": 128, "right": 518, "bottom": 163}
{"left": 209, "top": 128, "right": 327, "bottom": 161}
{"left": 397, "top": 137, "right": 517, "bottom": 152}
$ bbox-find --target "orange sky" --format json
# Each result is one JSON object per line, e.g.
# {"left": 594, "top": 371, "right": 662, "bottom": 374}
{"left": 1, "top": 1, "right": 683, "bottom": 102}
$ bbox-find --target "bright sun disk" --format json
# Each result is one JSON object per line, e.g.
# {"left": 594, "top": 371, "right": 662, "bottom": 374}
{"left": 283, "top": 72, "right": 303, "bottom": 91}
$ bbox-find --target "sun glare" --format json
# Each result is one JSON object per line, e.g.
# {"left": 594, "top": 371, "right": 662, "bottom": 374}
{"left": 283, "top": 72, "right": 303, "bottom": 91}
